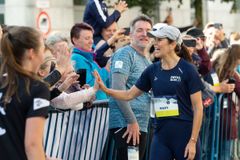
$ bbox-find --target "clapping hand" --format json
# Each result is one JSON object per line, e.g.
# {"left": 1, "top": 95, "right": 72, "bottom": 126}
{"left": 58, "top": 72, "right": 79, "bottom": 92}
{"left": 115, "top": 1, "right": 128, "bottom": 13}
{"left": 54, "top": 43, "right": 71, "bottom": 75}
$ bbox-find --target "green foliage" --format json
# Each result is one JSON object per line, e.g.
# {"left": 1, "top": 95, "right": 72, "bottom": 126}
{"left": 124, "top": 0, "right": 239, "bottom": 27}
{"left": 125, "top": 0, "right": 159, "bottom": 17}
{"left": 74, "top": 0, "right": 87, "bottom": 5}
{"left": 221, "top": 0, "right": 234, "bottom": 2}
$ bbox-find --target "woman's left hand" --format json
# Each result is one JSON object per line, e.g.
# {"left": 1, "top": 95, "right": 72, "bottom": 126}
{"left": 184, "top": 141, "right": 196, "bottom": 160}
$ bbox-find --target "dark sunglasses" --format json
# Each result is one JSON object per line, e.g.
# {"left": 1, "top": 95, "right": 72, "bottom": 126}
{"left": 208, "top": 23, "right": 223, "bottom": 29}
{"left": 183, "top": 39, "right": 197, "bottom": 48}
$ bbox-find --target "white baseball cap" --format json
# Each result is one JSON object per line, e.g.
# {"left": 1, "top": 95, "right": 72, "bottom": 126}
{"left": 148, "top": 25, "right": 182, "bottom": 45}
{"left": 152, "top": 23, "right": 167, "bottom": 30}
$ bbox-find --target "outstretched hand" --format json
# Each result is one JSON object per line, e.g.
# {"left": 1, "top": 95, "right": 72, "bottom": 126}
{"left": 93, "top": 71, "right": 107, "bottom": 93}
{"left": 107, "top": 28, "right": 125, "bottom": 46}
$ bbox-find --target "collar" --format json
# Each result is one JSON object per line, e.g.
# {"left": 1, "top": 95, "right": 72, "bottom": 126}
{"left": 73, "top": 47, "right": 94, "bottom": 62}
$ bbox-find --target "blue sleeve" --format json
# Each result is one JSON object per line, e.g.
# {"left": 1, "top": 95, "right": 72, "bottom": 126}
{"left": 186, "top": 64, "right": 205, "bottom": 94}
{"left": 95, "top": 42, "right": 111, "bottom": 67}
{"left": 90, "top": 1, "right": 121, "bottom": 28}
{"left": 135, "top": 65, "right": 153, "bottom": 93}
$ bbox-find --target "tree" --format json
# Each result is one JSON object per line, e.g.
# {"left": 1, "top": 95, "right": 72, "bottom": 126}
{"left": 125, "top": 0, "right": 159, "bottom": 17}
{"left": 192, "top": 0, "right": 203, "bottom": 28}
{"left": 125, "top": 0, "right": 238, "bottom": 28}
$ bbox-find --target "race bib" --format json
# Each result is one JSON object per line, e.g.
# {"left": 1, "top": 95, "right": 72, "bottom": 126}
{"left": 151, "top": 96, "right": 179, "bottom": 118}
{"left": 211, "top": 73, "right": 220, "bottom": 86}
{"left": 128, "top": 146, "right": 139, "bottom": 160}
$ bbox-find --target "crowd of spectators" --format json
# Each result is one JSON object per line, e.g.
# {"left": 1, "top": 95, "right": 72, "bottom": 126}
{"left": 0, "top": 1, "right": 240, "bottom": 159}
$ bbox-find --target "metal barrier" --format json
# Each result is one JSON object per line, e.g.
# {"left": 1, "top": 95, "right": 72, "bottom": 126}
{"left": 44, "top": 95, "right": 239, "bottom": 160}
{"left": 44, "top": 100, "right": 109, "bottom": 160}
{"left": 200, "top": 95, "right": 220, "bottom": 160}
{"left": 200, "top": 93, "right": 239, "bottom": 160}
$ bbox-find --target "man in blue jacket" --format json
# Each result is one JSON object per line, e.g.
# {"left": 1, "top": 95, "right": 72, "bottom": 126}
{"left": 83, "top": 0, "right": 127, "bottom": 43}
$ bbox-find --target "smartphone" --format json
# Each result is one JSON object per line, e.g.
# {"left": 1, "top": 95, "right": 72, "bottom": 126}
{"left": 50, "top": 62, "right": 56, "bottom": 73}
{"left": 123, "top": 27, "right": 130, "bottom": 35}
{"left": 76, "top": 69, "right": 87, "bottom": 87}
{"left": 228, "top": 77, "right": 236, "bottom": 84}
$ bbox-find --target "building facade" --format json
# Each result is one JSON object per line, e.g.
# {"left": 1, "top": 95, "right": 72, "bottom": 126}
{"left": 0, "top": 0, "right": 239, "bottom": 36}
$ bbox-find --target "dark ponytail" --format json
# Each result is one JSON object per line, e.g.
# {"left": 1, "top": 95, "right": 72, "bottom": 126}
{"left": 167, "top": 38, "right": 192, "bottom": 62}
{"left": 0, "top": 26, "right": 42, "bottom": 106}
{"left": 175, "top": 43, "right": 192, "bottom": 63}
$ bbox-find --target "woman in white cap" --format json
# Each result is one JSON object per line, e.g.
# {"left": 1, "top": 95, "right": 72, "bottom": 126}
{"left": 94, "top": 25, "right": 204, "bottom": 160}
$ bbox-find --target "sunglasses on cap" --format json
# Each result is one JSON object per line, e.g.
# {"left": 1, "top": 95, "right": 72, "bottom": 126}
{"left": 208, "top": 23, "right": 223, "bottom": 29}
{"left": 183, "top": 39, "right": 197, "bottom": 48}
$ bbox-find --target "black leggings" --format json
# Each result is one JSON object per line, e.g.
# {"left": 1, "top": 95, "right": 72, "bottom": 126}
{"left": 150, "top": 119, "right": 201, "bottom": 160}
{"left": 110, "top": 128, "right": 147, "bottom": 160}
